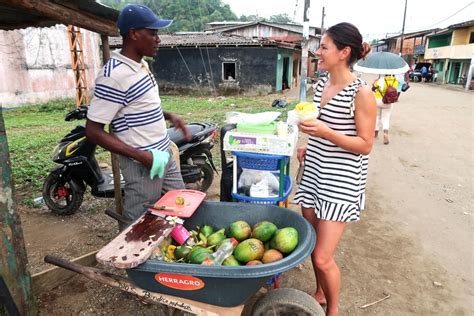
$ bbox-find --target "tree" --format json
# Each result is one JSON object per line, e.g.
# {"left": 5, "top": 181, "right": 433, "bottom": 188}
{"left": 99, "top": 0, "right": 237, "bottom": 31}
{"left": 268, "top": 13, "right": 291, "bottom": 23}
{"left": 239, "top": 14, "right": 263, "bottom": 22}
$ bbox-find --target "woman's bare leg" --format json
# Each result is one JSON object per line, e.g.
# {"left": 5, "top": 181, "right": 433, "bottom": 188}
{"left": 301, "top": 207, "right": 326, "bottom": 305}
{"left": 314, "top": 220, "right": 347, "bottom": 316}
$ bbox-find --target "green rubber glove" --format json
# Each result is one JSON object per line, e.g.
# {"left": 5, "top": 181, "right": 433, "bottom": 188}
{"left": 149, "top": 149, "right": 170, "bottom": 180}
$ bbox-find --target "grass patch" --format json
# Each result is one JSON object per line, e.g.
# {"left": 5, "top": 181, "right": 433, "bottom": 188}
{"left": 3, "top": 95, "right": 296, "bottom": 203}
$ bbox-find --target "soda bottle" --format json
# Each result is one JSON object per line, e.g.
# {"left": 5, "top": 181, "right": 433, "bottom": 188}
{"left": 202, "top": 238, "right": 238, "bottom": 266}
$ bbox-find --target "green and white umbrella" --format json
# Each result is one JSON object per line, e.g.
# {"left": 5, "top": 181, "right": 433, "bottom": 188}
{"left": 354, "top": 51, "right": 409, "bottom": 75}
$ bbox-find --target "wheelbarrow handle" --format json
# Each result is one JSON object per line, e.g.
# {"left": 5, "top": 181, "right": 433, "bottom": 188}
{"left": 43, "top": 255, "right": 241, "bottom": 316}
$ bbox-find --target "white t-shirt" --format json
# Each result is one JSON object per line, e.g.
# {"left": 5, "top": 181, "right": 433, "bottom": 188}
{"left": 88, "top": 51, "right": 169, "bottom": 151}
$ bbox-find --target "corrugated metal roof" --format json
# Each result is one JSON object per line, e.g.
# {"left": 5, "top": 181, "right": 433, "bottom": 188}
{"left": 206, "top": 21, "right": 320, "bottom": 37}
{"left": 426, "top": 19, "right": 474, "bottom": 37}
{"left": 109, "top": 32, "right": 283, "bottom": 48}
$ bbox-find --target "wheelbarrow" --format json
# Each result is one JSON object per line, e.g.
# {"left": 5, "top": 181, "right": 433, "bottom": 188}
{"left": 45, "top": 201, "right": 324, "bottom": 315}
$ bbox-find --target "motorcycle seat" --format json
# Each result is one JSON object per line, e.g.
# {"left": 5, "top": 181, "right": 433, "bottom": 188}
{"left": 168, "top": 123, "right": 211, "bottom": 147}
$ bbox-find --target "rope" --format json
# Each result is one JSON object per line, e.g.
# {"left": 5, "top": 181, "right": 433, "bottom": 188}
{"left": 176, "top": 46, "right": 204, "bottom": 97}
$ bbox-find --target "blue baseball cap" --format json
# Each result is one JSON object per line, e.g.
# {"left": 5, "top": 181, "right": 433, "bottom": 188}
{"left": 117, "top": 4, "right": 173, "bottom": 36}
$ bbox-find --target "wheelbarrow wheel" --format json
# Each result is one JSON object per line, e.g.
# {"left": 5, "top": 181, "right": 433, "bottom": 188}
{"left": 252, "top": 288, "right": 324, "bottom": 316}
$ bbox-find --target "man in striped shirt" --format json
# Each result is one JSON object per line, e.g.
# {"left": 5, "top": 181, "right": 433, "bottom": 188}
{"left": 85, "top": 4, "right": 190, "bottom": 223}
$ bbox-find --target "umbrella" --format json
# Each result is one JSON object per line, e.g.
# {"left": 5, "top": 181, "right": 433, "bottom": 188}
{"left": 353, "top": 51, "right": 409, "bottom": 75}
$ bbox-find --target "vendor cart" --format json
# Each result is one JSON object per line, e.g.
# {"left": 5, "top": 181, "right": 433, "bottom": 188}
{"left": 45, "top": 201, "right": 324, "bottom": 315}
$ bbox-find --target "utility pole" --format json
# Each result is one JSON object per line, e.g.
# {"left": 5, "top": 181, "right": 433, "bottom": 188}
{"left": 319, "top": 6, "right": 325, "bottom": 45}
{"left": 400, "top": 0, "right": 408, "bottom": 56}
{"left": 299, "top": 0, "right": 310, "bottom": 102}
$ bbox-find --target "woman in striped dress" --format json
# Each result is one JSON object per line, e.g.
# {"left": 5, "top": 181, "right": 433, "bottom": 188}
{"left": 294, "top": 23, "right": 376, "bottom": 315}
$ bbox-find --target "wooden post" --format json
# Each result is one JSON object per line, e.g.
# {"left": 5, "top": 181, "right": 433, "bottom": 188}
{"left": 0, "top": 108, "right": 36, "bottom": 315}
{"left": 101, "top": 34, "right": 124, "bottom": 216}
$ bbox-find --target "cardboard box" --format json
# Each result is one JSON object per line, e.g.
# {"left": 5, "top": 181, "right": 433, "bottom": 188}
{"left": 223, "top": 125, "right": 298, "bottom": 156}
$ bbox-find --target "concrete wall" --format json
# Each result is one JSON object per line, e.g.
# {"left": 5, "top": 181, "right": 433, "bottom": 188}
{"left": 0, "top": 25, "right": 102, "bottom": 107}
{"left": 452, "top": 26, "right": 474, "bottom": 45}
{"left": 425, "top": 43, "right": 474, "bottom": 59}
{"left": 152, "top": 46, "right": 278, "bottom": 95}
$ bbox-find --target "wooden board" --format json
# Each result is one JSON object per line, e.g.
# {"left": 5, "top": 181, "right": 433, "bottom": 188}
{"left": 96, "top": 212, "right": 174, "bottom": 269}
{"left": 32, "top": 250, "right": 97, "bottom": 294}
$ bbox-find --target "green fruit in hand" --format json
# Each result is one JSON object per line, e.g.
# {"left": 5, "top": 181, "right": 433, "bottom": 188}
{"left": 271, "top": 227, "right": 298, "bottom": 254}
{"left": 229, "top": 220, "right": 251, "bottom": 241}
{"left": 222, "top": 255, "right": 241, "bottom": 266}
{"left": 251, "top": 221, "right": 278, "bottom": 242}
{"left": 207, "top": 228, "right": 226, "bottom": 247}
{"left": 200, "top": 225, "right": 214, "bottom": 237}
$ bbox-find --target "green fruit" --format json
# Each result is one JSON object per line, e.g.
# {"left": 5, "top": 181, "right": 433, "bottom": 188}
{"left": 187, "top": 246, "right": 212, "bottom": 264}
{"left": 174, "top": 245, "right": 191, "bottom": 260}
{"left": 269, "top": 229, "right": 281, "bottom": 249}
{"left": 233, "top": 238, "right": 264, "bottom": 263}
{"left": 229, "top": 220, "right": 251, "bottom": 241}
{"left": 251, "top": 221, "right": 278, "bottom": 242}
{"left": 272, "top": 227, "right": 298, "bottom": 254}
{"left": 207, "top": 228, "right": 226, "bottom": 247}
{"left": 222, "top": 255, "right": 241, "bottom": 266}
{"left": 200, "top": 225, "right": 214, "bottom": 237}
{"left": 264, "top": 241, "right": 271, "bottom": 251}
{"left": 262, "top": 249, "right": 283, "bottom": 264}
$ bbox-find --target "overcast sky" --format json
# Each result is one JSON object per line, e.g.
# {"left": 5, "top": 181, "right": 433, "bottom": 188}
{"left": 221, "top": 0, "right": 473, "bottom": 40}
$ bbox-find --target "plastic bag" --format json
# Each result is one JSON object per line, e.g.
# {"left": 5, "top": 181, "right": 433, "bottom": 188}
{"left": 226, "top": 111, "right": 281, "bottom": 125}
{"left": 238, "top": 169, "right": 280, "bottom": 197}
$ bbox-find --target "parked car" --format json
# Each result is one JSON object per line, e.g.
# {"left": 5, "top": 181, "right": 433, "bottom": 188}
{"left": 409, "top": 62, "right": 432, "bottom": 82}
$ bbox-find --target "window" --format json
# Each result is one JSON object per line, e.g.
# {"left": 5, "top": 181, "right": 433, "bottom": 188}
{"left": 428, "top": 33, "right": 452, "bottom": 48}
{"left": 470, "top": 32, "right": 474, "bottom": 44}
{"left": 222, "top": 62, "right": 236, "bottom": 81}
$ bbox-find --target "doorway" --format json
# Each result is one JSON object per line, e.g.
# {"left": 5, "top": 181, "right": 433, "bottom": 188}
{"left": 282, "top": 57, "right": 290, "bottom": 90}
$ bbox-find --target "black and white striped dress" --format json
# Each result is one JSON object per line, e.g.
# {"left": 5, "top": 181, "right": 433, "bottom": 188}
{"left": 294, "top": 77, "right": 369, "bottom": 222}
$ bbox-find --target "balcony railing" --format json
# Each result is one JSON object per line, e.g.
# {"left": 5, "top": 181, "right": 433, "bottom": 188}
{"left": 413, "top": 45, "right": 425, "bottom": 54}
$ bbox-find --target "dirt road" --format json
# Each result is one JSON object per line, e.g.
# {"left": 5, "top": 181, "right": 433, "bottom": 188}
{"left": 22, "top": 79, "right": 473, "bottom": 315}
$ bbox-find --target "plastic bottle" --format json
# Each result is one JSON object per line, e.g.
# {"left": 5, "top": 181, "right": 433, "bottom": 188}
{"left": 202, "top": 238, "right": 238, "bottom": 266}
{"left": 170, "top": 224, "right": 195, "bottom": 246}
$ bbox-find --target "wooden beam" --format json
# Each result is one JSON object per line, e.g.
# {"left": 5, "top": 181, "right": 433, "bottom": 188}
{"left": 0, "top": 0, "right": 119, "bottom": 36}
{"left": 101, "top": 34, "right": 124, "bottom": 218}
{"left": 0, "top": 108, "right": 36, "bottom": 315}
{"left": 32, "top": 250, "right": 97, "bottom": 294}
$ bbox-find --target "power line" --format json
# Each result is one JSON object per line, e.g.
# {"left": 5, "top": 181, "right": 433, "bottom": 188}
{"left": 413, "top": 2, "right": 473, "bottom": 30}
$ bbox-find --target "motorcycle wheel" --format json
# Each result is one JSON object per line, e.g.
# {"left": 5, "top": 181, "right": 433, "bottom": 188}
{"left": 42, "top": 173, "right": 84, "bottom": 215}
{"left": 195, "top": 162, "right": 214, "bottom": 192}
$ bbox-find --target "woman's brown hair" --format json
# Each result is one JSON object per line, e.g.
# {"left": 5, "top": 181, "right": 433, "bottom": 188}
{"left": 325, "top": 22, "right": 371, "bottom": 65}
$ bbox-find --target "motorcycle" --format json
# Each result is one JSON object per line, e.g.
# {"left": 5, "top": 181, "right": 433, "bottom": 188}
{"left": 42, "top": 105, "right": 217, "bottom": 215}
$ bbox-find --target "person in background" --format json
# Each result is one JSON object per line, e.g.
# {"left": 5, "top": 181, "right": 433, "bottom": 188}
{"left": 85, "top": 4, "right": 191, "bottom": 224}
{"left": 421, "top": 65, "right": 428, "bottom": 82}
{"left": 372, "top": 75, "right": 399, "bottom": 144}
{"left": 294, "top": 22, "right": 376, "bottom": 316}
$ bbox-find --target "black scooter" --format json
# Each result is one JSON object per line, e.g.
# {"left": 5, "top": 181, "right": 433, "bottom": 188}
{"left": 42, "top": 105, "right": 217, "bottom": 215}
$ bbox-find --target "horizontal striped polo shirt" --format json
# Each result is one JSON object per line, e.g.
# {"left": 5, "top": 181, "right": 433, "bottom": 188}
{"left": 88, "top": 51, "right": 169, "bottom": 152}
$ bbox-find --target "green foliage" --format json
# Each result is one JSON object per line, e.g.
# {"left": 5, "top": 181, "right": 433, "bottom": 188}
{"left": 4, "top": 95, "right": 291, "bottom": 204}
{"left": 268, "top": 14, "right": 292, "bottom": 23}
{"left": 100, "top": 0, "right": 237, "bottom": 31}
{"left": 239, "top": 14, "right": 263, "bottom": 22}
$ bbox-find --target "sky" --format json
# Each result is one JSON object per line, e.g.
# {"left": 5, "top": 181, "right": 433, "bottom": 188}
{"left": 221, "top": 0, "right": 473, "bottom": 41}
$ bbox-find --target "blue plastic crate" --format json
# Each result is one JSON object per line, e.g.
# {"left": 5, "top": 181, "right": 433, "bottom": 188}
{"left": 232, "top": 175, "right": 293, "bottom": 205}
{"left": 232, "top": 151, "right": 289, "bottom": 171}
